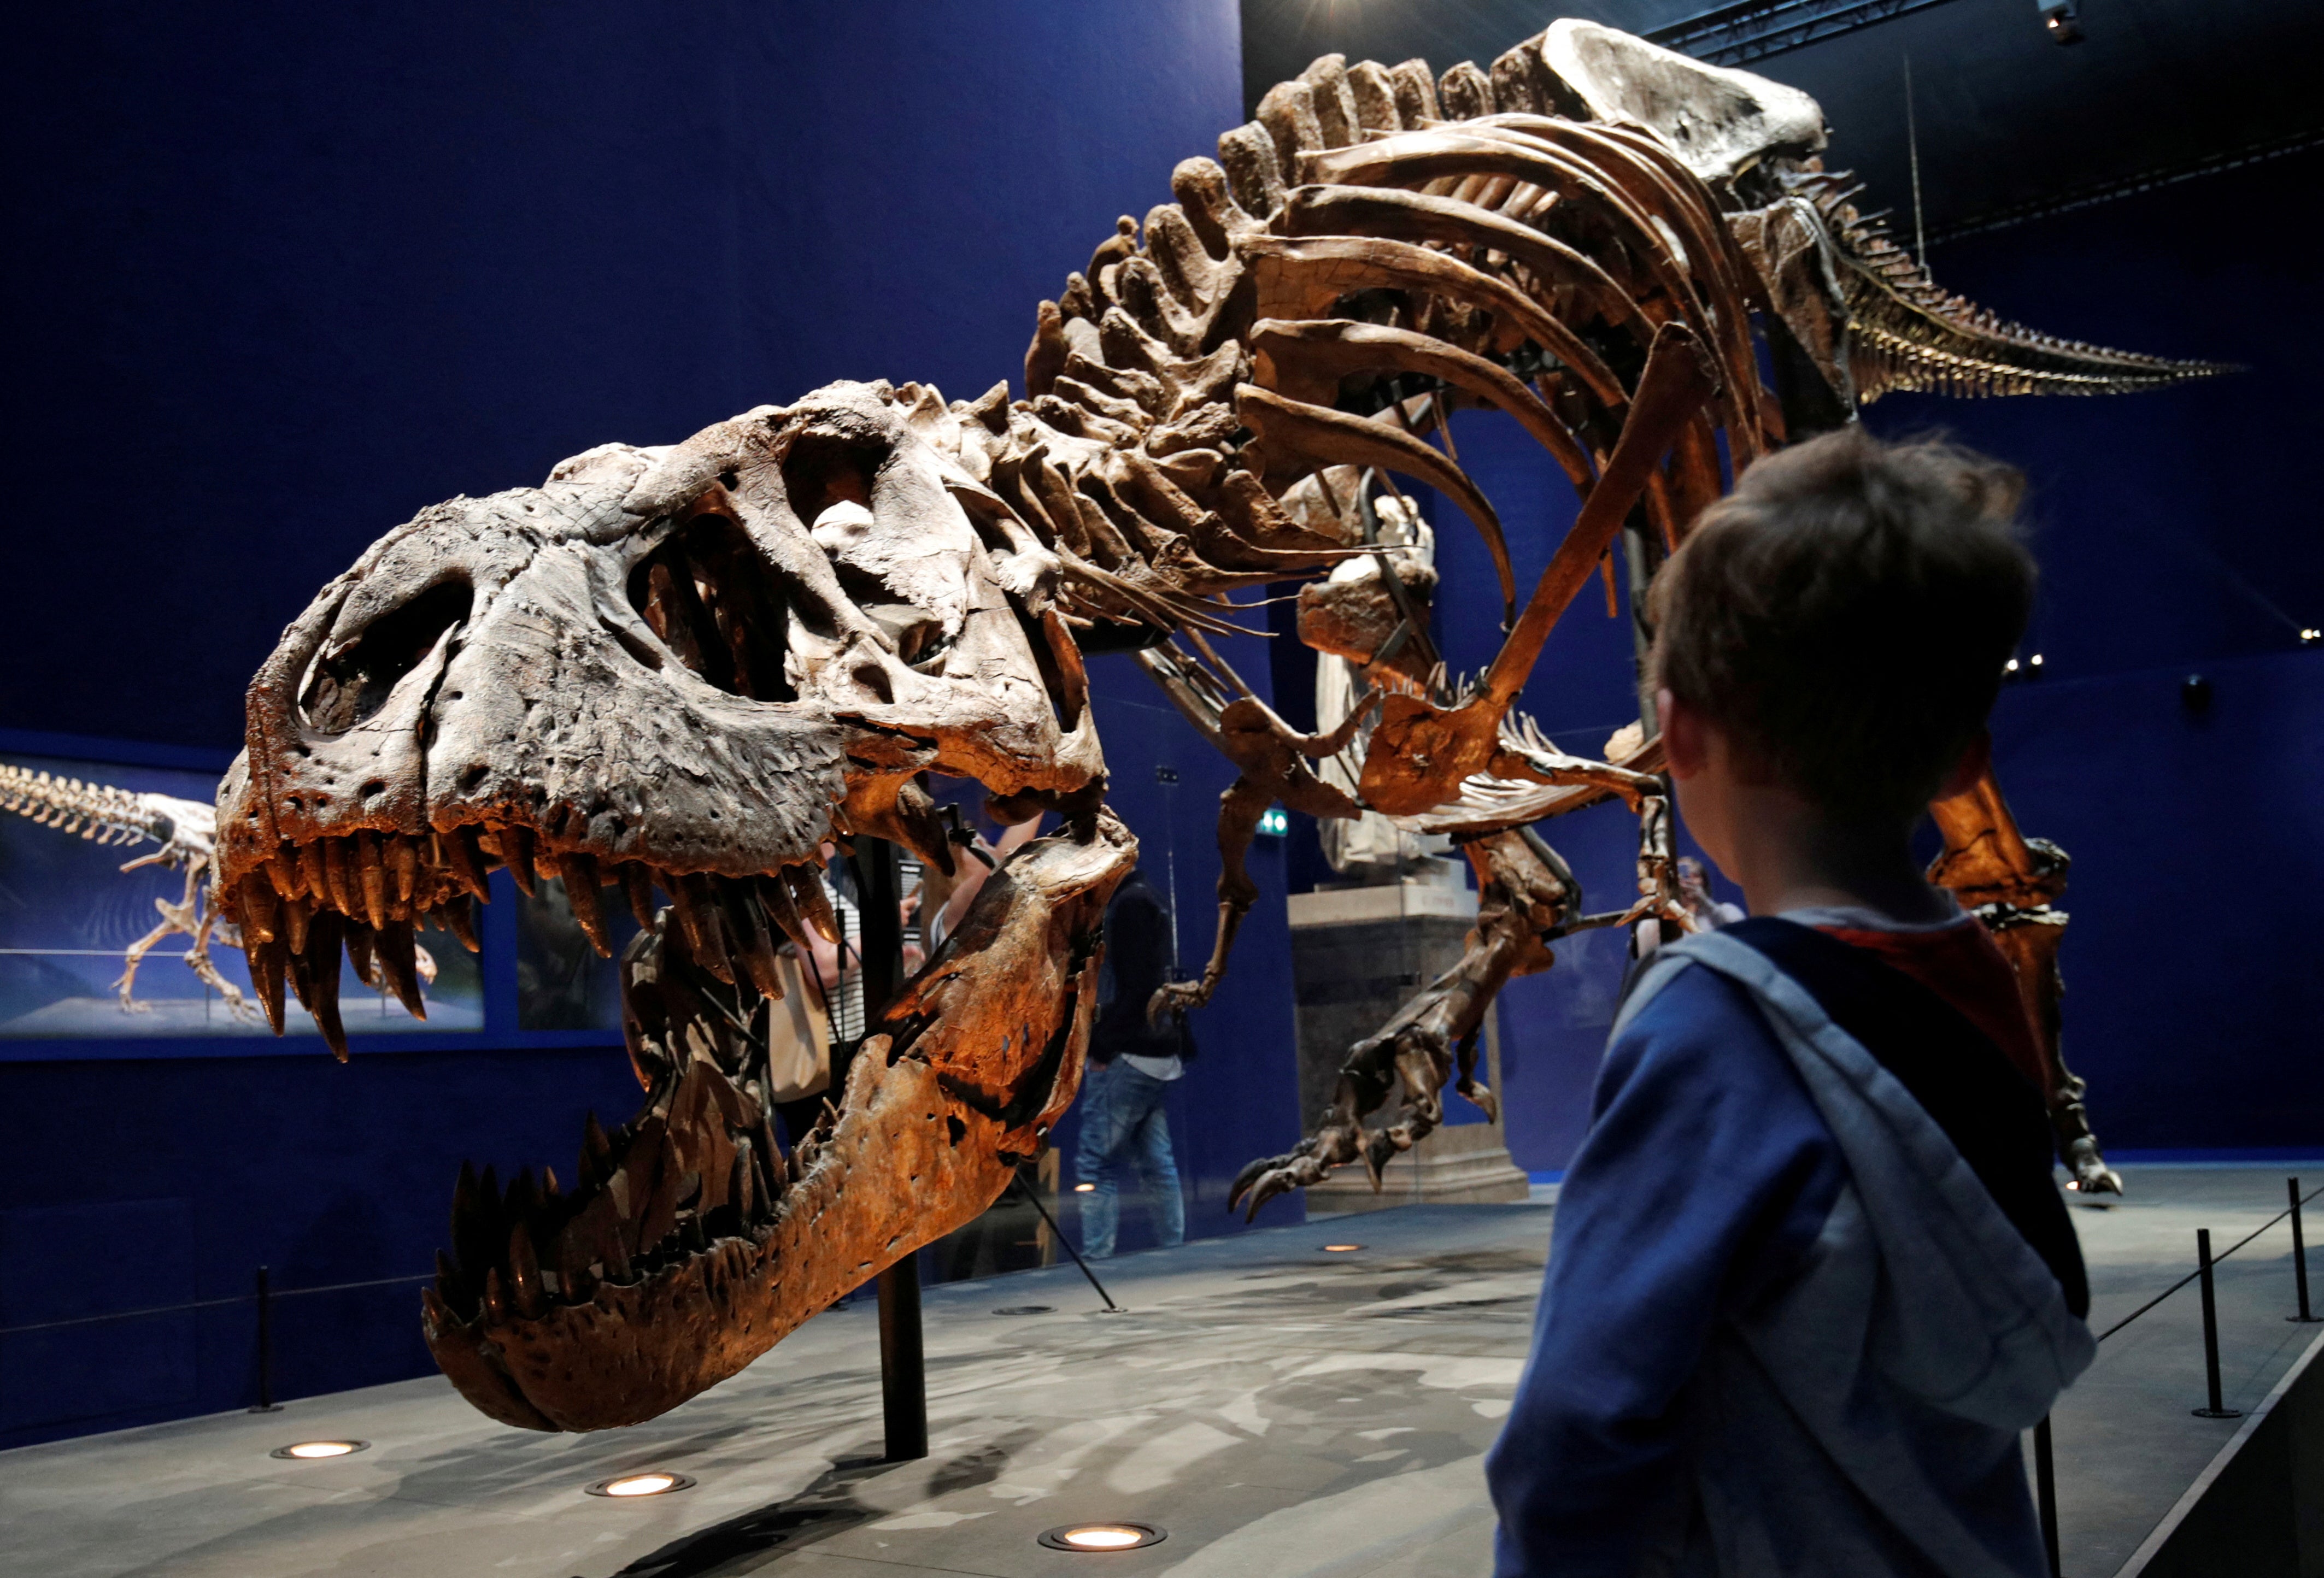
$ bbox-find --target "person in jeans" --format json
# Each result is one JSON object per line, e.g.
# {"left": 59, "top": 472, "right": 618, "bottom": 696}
{"left": 1073, "top": 869, "right": 1189, "bottom": 1258}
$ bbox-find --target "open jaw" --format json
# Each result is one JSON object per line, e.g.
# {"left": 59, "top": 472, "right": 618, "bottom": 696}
{"left": 220, "top": 796, "right": 1132, "bottom": 1433}
{"left": 408, "top": 810, "right": 1132, "bottom": 1432}
{"left": 208, "top": 384, "right": 1132, "bottom": 1430}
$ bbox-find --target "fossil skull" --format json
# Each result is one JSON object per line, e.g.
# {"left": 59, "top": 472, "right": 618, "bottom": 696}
{"left": 214, "top": 380, "right": 1130, "bottom": 1429}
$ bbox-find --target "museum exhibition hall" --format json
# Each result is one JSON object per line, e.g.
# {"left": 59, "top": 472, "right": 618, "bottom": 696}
{"left": 2, "top": 1, "right": 2320, "bottom": 1574}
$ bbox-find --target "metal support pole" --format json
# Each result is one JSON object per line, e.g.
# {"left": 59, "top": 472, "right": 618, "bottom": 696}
{"left": 248, "top": 1265, "right": 282, "bottom": 1413}
{"left": 852, "top": 837, "right": 926, "bottom": 1462}
{"left": 2192, "top": 1228, "right": 2241, "bottom": 1418}
{"left": 877, "top": 1251, "right": 927, "bottom": 1462}
{"left": 2033, "top": 1415, "right": 2060, "bottom": 1578}
{"left": 1012, "top": 1174, "right": 1123, "bottom": 1312}
{"left": 2290, "top": 1177, "right": 2320, "bottom": 1323}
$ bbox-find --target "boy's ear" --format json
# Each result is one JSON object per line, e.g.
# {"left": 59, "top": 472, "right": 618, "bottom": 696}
{"left": 1935, "top": 728, "right": 1993, "bottom": 802}
{"left": 1658, "top": 688, "right": 1707, "bottom": 780}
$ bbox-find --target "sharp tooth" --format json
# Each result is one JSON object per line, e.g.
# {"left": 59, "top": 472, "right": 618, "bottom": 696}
{"left": 280, "top": 894, "right": 310, "bottom": 955}
{"left": 298, "top": 909, "right": 348, "bottom": 1060}
{"left": 482, "top": 1265, "right": 507, "bottom": 1326}
{"left": 441, "top": 825, "right": 490, "bottom": 902}
{"left": 434, "top": 1249, "right": 471, "bottom": 1320}
{"left": 375, "top": 920, "right": 426, "bottom": 1018}
{"left": 731, "top": 1146, "right": 755, "bottom": 1223}
{"left": 508, "top": 1221, "right": 546, "bottom": 1317}
{"left": 670, "top": 874, "right": 734, "bottom": 984}
{"left": 582, "top": 1110, "right": 612, "bottom": 1185}
{"left": 562, "top": 1262, "right": 597, "bottom": 1305}
{"left": 298, "top": 841, "right": 330, "bottom": 913}
{"left": 620, "top": 863, "right": 659, "bottom": 929}
{"left": 501, "top": 825, "right": 538, "bottom": 896}
{"left": 562, "top": 852, "right": 612, "bottom": 958}
{"left": 322, "top": 837, "right": 356, "bottom": 918}
{"left": 238, "top": 872, "right": 280, "bottom": 945}
{"left": 252, "top": 935, "right": 289, "bottom": 1035}
{"left": 440, "top": 894, "right": 481, "bottom": 953}
{"left": 246, "top": 934, "right": 289, "bottom": 1034}
{"left": 267, "top": 845, "right": 303, "bottom": 900}
{"left": 784, "top": 863, "right": 843, "bottom": 944}
{"left": 389, "top": 833, "right": 419, "bottom": 904}
{"left": 344, "top": 921, "right": 377, "bottom": 991}
{"left": 721, "top": 877, "right": 785, "bottom": 999}
{"left": 541, "top": 1164, "right": 560, "bottom": 1200}
{"left": 754, "top": 873, "right": 813, "bottom": 952}
{"left": 355, "top": 831, "right": 389, "bottom": 929}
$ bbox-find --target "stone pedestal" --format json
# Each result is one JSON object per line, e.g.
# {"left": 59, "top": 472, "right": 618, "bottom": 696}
{"left": 1287, "top": 875, "right": 1532, "bottom": 1216}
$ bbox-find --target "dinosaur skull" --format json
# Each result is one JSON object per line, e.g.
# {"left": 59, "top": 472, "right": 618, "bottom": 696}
{"left": 214, "top": 380, "right": 1130, "bottom": 1429}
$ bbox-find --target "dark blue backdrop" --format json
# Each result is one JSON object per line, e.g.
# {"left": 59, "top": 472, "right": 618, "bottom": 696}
{"left": 3, "top": 3, "right": 2317, "bottom": 1449}
{"left": 0, "top": 1, "right": 1308, "bottom": 1451}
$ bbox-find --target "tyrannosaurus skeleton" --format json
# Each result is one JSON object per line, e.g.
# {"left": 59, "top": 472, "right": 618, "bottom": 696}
{"left": 210, "top": 21, "right": 2210, "bottom": 1429}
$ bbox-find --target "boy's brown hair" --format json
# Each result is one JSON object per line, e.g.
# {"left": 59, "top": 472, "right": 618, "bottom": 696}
{"left": 1649, "top": 426, "right": 2035, "bottom": 820}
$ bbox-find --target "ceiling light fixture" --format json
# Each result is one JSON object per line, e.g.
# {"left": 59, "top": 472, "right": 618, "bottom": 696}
{"left": 586, "top": 1471, "right": 695, "bottom": 1499}
{"left": 1038, "top": 1522, "right": 1167, "bottom": 1551}
{"left": 1073, "top": 1182, "right": 1096, "bottom": 1192}
{"left": 272, "top": 1439, "right": 369, "bottom": 1460}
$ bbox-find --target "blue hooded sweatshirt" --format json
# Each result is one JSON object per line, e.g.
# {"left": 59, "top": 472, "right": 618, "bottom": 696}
{"left": 1485, "top": 919, "right": 2093, "bottom": 1577}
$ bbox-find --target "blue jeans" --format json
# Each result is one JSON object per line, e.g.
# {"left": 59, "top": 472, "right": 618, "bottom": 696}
{"left": 1073, "top": 1061, "right": 1184, "bottom": 1259}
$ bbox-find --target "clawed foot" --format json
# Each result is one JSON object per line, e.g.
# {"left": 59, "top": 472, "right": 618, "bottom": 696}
{"left": 1146, "top": 979, "right": 1209, "bottom": 1024}
{"left": 2065, "top": 1138, "right": 2123, "bottom": 1197}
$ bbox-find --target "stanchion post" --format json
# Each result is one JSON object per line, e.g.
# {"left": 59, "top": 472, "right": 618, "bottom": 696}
{"left": 2033, "top": 1415, "right": 2060, "bottom": 1578}
{"left": 2290, "top": 1177, "right": 2320, "bottom": 1324}
{"left": 248, "top": 1265, "right": 282, "bottom": 1414}
{"left": 2192, "top": 1228, "right": 2241, "bottom": 1419}
{"left": 853, "top": 837, "right": 927, "bottom": 1462}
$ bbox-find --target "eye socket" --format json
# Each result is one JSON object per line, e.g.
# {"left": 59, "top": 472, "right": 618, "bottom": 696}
{"left": 301, "top": 580, "right": 471, "bottom": 735}
{"left": 626, "top": 513, "right": 797, "bottom": 702}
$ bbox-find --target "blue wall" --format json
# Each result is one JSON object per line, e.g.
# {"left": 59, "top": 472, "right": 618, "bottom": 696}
{"left": 0, "top": 2, "right": 1308, "bottom": 1450}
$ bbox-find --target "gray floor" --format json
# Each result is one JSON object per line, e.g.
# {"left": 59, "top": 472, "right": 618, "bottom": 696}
{"left": 1, "top": 1165, "right": 2316, "bottom": 1578}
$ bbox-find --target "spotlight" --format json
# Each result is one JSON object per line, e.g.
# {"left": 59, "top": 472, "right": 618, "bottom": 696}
{"left": 1038, "top": 1523, "right": 1167, "bottom": 1551}
{"left": 1322, "top": 1244, "right": 1364, "bottom": 1253}
{"left": 2300, "top": 628, "right": 2320, "bottom": 645}
{"left": 2004, "top": 658, "right": 2020, "bottom": 675}
{"left": 2028, "top": 653, "right": 2044, "bottom": 669}
{"left": 585, "top": 1471, "right": 695, "bottom": 1498}
{"left": 1073, "top": 1182, "right": 1096, "bottom": 1192}
{"left": 2038, "top": 0, "right": 2084, "bottom": 43}
{"left": 271, "top": 1439, "right": 368, "bottom": 1461}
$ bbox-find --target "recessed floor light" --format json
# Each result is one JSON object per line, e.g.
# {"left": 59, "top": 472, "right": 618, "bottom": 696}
{"left": 1073, "top": 1182, "right": 1096, "bottom": 1192}
{"left": 272, "top": 1439, "right": 368, "bottom": 1460}
{"left": 586, "top": 1471, "right": 695, "bottom": 1498}
{"left": 1038, "top": 1522, "right": 1166, "bottom": 1551}
{"left": 1322, "top": 1244, "right": 1364, "bottom": 1252}
{"left": 994, "top": 1304, "right": 1057, "bottom": 1316}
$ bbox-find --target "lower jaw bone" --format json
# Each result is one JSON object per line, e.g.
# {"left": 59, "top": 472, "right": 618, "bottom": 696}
{"left": 421, "top": 810, "right": 1136, "bottom": 1432}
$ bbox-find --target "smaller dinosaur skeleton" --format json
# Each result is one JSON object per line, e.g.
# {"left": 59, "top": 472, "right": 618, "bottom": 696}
{"left": 0, "top": 763, "right": 251, "bottom": 1015}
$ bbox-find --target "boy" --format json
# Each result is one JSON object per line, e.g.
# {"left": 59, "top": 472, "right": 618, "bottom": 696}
{"left": 1484, "top": 428, "right": 2093, "bottom": 1577}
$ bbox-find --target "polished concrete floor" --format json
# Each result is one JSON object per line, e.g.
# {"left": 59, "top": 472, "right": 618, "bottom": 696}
{"left": 2, "top": 1165, "right": 2317, "bottom": 1578}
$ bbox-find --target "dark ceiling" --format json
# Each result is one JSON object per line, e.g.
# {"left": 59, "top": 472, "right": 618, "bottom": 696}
{"left": 1240, "top": 0, "right": 2324, "bottom": 246}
